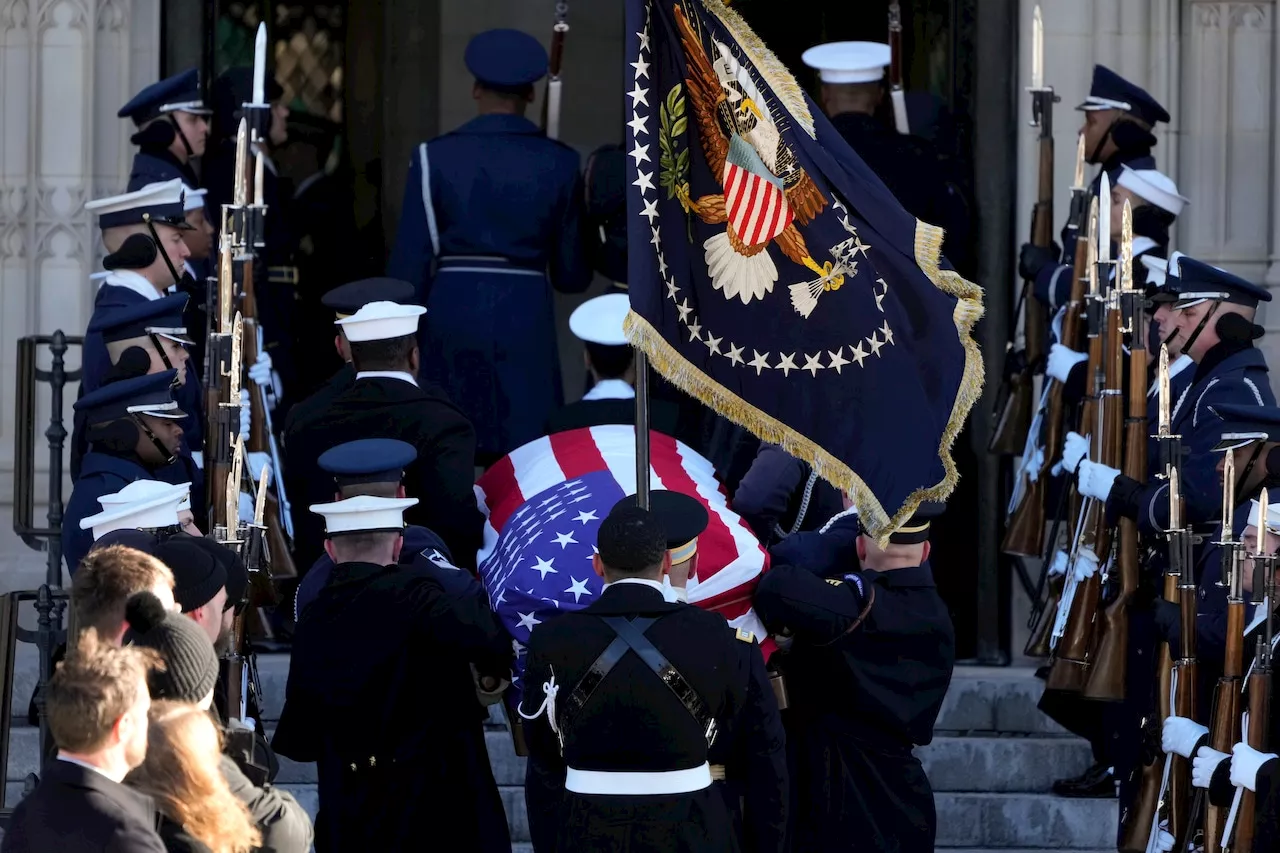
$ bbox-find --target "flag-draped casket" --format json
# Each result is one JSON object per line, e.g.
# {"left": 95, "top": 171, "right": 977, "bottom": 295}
{"left": 624, "top": 0, "right": 984, "bottom": 540}
{"left": 475, "top": 425, "right": 768, "bottom": 699}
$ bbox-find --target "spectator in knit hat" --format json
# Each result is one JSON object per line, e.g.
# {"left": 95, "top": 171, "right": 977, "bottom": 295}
{"left": 122, "top": 592, "right": 313, "bottom": 853}
{"left": 153, "top": 537, "right": 231, "bottom": 649}
{"left": 123, "top": 592, "right": 220, "bottom": 707}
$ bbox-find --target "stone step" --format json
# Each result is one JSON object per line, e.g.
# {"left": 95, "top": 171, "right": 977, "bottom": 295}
{"left": 935, "top": 792, "right": 1118, "bottom": 849}
{"left": 915, "top": 736, "right": 1092, "bottom": 793}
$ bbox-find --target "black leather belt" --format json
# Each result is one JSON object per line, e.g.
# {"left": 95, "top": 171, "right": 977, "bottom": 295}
{"left": 563, "top": 615, "right": 718, "bottom": 748}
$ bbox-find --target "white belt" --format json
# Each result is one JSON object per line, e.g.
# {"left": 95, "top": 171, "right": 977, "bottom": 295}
{"left": 565, "top": 762, "right": 713, "bottom": 795}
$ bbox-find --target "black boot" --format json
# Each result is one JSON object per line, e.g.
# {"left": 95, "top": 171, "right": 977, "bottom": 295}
{"left": 1051, "top": 762, "right": 1116, "bottom": 798}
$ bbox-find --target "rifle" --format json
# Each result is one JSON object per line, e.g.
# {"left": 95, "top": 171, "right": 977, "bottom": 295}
{"left": 1000, "top": 9, "right": 1059, "bottom": 553}
{"left": 990, "top": 9, "right": 1052, "bottom": 459}
{"left": 1048, "top": 172, "right": 1121, "bottom": 694}
{"left": 1232, "top": 512, "right": 1274, "bottom": 853}
{"left": 1123, "top": 347, "right": 1192, "bottom": 850}
{"left": 543, "top": 2, "right": 569, "bottom": 141}
{"left": 887, "top": 1, "right": 910, "bottom": 135}
{"left": 1179, "top": 452, "right": 1245, "bottom": 853}
{"left": 1085, "top": 200, "right": 1144, "bottom": 701}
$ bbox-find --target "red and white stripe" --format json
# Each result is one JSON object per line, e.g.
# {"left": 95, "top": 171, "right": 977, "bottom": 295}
{"left": 723, "top": 161, "right": 793, "bottom": 247}
{"left": 475, "top": 425, "right": 770, "bottom": 641}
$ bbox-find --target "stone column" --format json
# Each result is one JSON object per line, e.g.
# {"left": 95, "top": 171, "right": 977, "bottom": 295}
{"left": 0, "top": 0, "right": 159, "bottom": 497}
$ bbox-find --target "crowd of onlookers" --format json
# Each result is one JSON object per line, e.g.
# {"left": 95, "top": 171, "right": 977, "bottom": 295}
{"left": 1, "top": 544, "right": 313, "bottom": 853}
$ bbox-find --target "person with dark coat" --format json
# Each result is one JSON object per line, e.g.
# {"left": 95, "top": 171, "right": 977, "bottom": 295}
{"left": 546, "top": 293, "right": 679, "bottom": 437}
{"left": 3, "top": 630, "right": 166, "bottom": 853}
{"left": 1020, "top": 64, "right": 1171, "bottom": 308}
{"left": 62, "top": 372, "right": 188, "bottom": 575}
{"left": 519, "top": 503, "right": 787, "bottom": 853}
{"left": 387, "top": 29, "right": 592, "bottom": 462}
{"left": 123, "top": 593, "right": 312, "bottom": 853}
{"left": 282, "top": 300, "right": 483, "bottom": 571}
{"left": 731, "top": 443, "right": 845, "bottom": 549}
{"left": 281, "top": 277, "right": 416, "bottom": 445}
{"left": 118, "top": 68, "right": 211, "bottom": 191}
{"left": 293, "top": 438, "right": 458, "bottom": 621}
{"left": 800, "top": 42, "right": 964, "bottom": 268}
{"left": 273, "top": 494, "right": 512, "bottom": 852}
{"left": 754, "top": 501, "right": 955, "bottom": 853}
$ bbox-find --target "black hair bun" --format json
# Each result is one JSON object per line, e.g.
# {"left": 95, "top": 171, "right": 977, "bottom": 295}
{"left": 124, "top": 591, "right": 166, "bottom": 633}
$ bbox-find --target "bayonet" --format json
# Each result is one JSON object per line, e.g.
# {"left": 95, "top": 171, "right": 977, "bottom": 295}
{"left": 888, "top": 2, "right": 909, "bottom": 134}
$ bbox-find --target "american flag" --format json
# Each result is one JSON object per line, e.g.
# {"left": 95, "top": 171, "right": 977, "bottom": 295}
{"left": 475, "top": 425, "right": 769, "bottom": 694}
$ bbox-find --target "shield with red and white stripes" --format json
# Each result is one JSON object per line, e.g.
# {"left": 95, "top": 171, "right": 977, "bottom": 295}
{"left": 475, "top": 425, "right": 769, "bottom": 695}
{"left": 722, "top": 136, "right": 794, "bottom": 247}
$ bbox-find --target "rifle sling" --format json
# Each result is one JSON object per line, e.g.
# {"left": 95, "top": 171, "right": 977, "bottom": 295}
{"left": 561, "top": 615, "right": 718, "bottom": 747}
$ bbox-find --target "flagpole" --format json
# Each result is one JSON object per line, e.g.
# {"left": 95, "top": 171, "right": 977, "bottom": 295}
{"left": 635, "top": 350, "right": 651, "bottom": 509}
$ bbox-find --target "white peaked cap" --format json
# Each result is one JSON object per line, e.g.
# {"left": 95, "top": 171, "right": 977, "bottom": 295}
{"left": 85, "top": 178, "right": 187, "bottom": 215}
{"left": 81, "top": 479, "right": 191, "bottom": 537}
{"left": 310, "top": 494, "right": 420, "bottom": 535}
{"left": 1118, "top": 166, "right": 1189, "bottom": 217}
{"left": 1248, "top": 499, "right": 1280, "bottom": 532}
{"left": 1141, "top": 254, "right": 1168, "bottom": 288}
{"left": 801, "top": 42, "right": 891, "bottom": 84}
{"left": 335, "top": 300, "right": 427, "bottom": 342}
{"left": 569, "top": 293, "right": 631, "bottom": 346}
{"left": 180, "top": 184, "right": 207, "bottom": 213}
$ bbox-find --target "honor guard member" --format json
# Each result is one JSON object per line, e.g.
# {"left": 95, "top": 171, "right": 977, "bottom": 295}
{"left": 282, "top": 277, "right": 416, "bottom": 439}
{"left": 519, "top": 504, "right": 787, "bottom": 853}
{"left": 613, "top": 491, "right": 790, "bottom": 852}
{"left": 583, "top": 144, "right": 628, "bottom": 291}
{"left": 732, "top": 443, "right": 846, "bottom": 549}
{"left": 80, "top": 480, "right": 193, "bottom": 547}
{"left": 75, "top": 296, "right": 204, "bottom": 508}
{"left": 175, "top": 183, "right": 215, "bottom": 376}
{"left": 1021, "top": 65, "right": 1170, "bottom": 303}
{"left": 547, "top": 293, "right": 679, "bottom": 436}
{"left": 388, "top": 28, "right": 593, "bottom": 463}
{"left": 62, "top": 371, "right": 187, "bottom": 575}
{"left": 118, "top": 68, "right": 211, "bottom": 190}
{"left": 800, "top": 42, "right": 962, "bottom": 263}
{"left": 273, "top": 495, "right": 512, "bottom": 853}
{"left": 1060, "top": 255, "right": 1275, "bottom": 543}
{"left": 283, "top": 301, "right": 483, "bottom": 571}
{"left": 293, "top": 438, "right": 455, "bottom": 619}
{"left": 753, "top": 501, "right": 955, "bottom": 853}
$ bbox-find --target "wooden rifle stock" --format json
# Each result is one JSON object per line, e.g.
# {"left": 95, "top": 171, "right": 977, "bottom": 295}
{"left": 225, "top": 607, "right": 246, "bottom": 722}
{"left": 1202, "top": 596, "right": 1245, "bottom": 851}
{"left": 1085, "top": 300, "right": 1148, "bottom": 701}
{"left": 1237, "top": 657, "right": 1271, "bottom": 853}
{"left": 1049, "top": 304, "right": 1122, "bottom": 692}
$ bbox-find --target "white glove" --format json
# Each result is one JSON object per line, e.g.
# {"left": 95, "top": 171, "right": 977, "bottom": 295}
{"left": 238, "top": 491, "right": 256, "bottom": 524}
{"left": 1046, "top": 343, "right": 1088, "bottom": 384}
{"left": 1163, "top": 715, "right": 1209, "bottom": 758}
{"left": 225, "top": 716, "right": 255, "bottom": 734}
{"left": 1230, "top": 742, "right": 1279, "bottom": 792}
{"left": 245, "top": 452, "right": 273, "bottom": 488}
{"left": 191, "top": 450, "right": 204, "bottom": 471}
{"left": 1072, "top": 549, "right": 1099, "bottom": 582}
{"left": 238, "top": 388, "right": 250, "bottom": 439}
{"left": 1025, "top": 446, "right": 1046, "bottom": 484}
{"left": 1192, "top": 746, "right": 1229, "bottom": 789}
{"left": 1061, "top": 432, "right": 1091, "bottom": 474}
{"left": 248, "top": 350, "right": 273, "bottom": 386}
{"left": 1152, "top": 828, "right": 1174, "bottom": 853}
{"left": 1047, "top": 549, "right": 1069, "bottom": 578}
{"left": 1077, "top": 459, "right": 1121, "bottom": 501}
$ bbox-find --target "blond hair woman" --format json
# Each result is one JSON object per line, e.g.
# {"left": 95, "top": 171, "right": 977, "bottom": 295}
{"left": 127, "top": 701, "right": 262, "bottom": 853}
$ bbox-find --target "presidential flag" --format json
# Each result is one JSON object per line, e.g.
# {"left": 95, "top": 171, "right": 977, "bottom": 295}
{"left": 475, "top": 425, "right": 768, "bottom": 699}
{"left": 624, "top": 0, "right": 984, "bottom": 539}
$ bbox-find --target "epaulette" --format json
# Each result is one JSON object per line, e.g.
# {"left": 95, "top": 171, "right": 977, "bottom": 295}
{"left": 735, "top": 628, "right": 755, "bottom": 643}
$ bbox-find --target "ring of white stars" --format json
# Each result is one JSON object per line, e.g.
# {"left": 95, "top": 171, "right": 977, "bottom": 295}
{"left": 628, "top": 17, "right": 896, "bottom": 378}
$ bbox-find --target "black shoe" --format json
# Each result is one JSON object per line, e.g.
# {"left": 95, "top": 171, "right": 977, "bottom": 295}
{"left": 1052, "top": 762, "right": 1116, "bottom": 798}
{"left": 1034, "top": 664, "right": 1050, "bottom": 680}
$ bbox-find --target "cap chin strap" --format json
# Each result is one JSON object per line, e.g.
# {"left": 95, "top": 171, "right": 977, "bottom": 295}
{"left": 1089, "top": 116, "right": 1117, "bottom": 164}
{"left": 130, "top": 413, "right": 177, "bottom": 466}
{"left": 146, "top": 332, "right": 177, "bottom": 375}
{"left": 143, "top": 217, "right": 183, "bottom": 289}
{"left": 1237, "top": 444, "right": 1266, "bottom": 507}
{"left": 1181, "top": 300, "right": 1221, "bottom": 355}
{"left": 168, "top": 113, "right": 194, "bottom": 159}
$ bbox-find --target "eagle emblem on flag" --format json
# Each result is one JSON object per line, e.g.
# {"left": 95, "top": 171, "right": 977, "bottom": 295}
{"left": 674, "top": 5, "right": 840, "bottom": 305}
